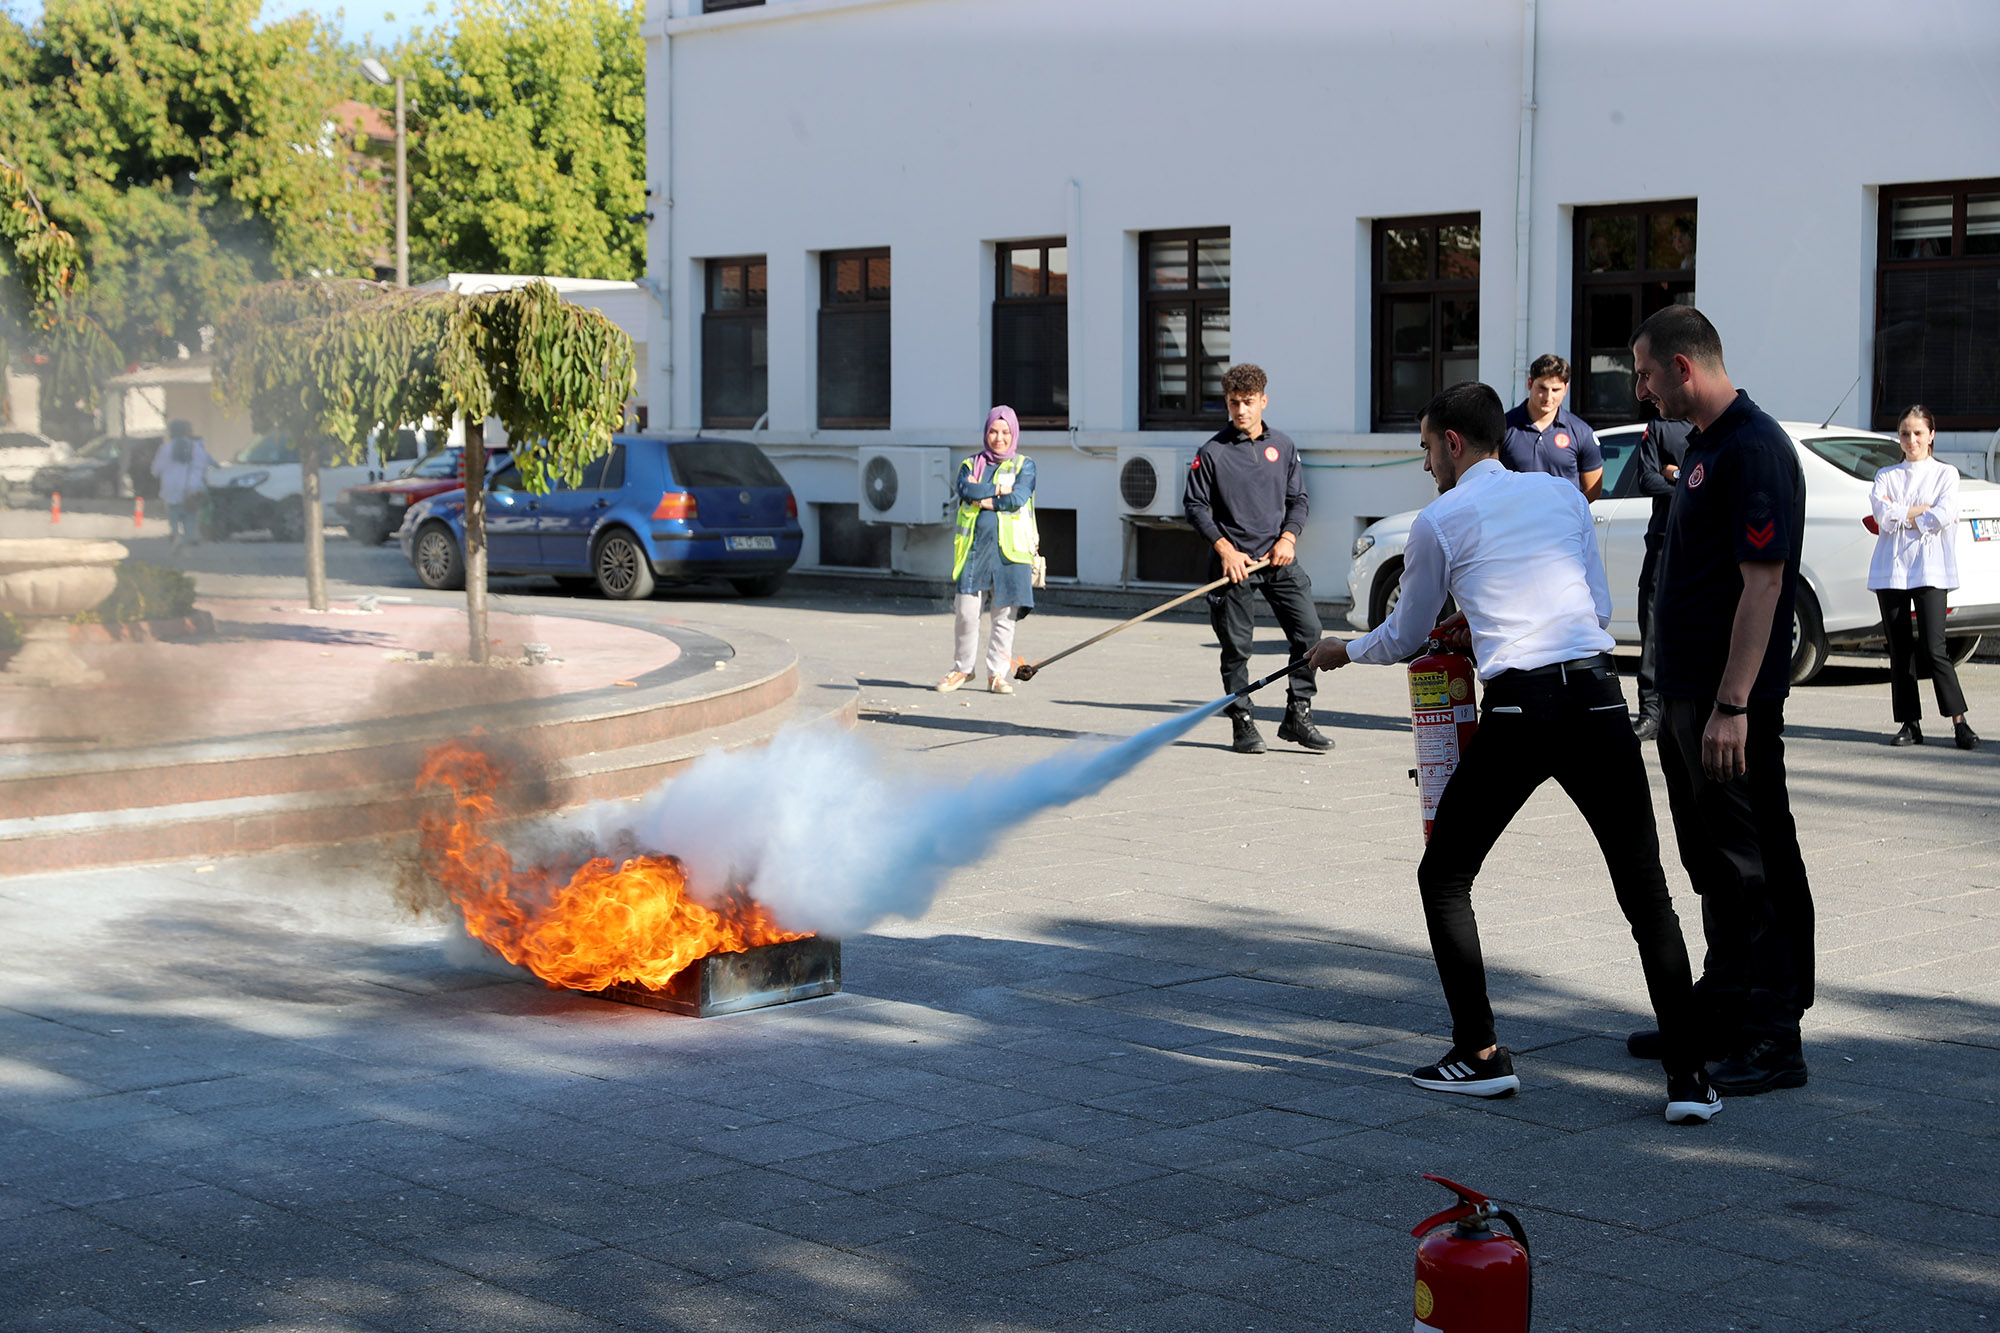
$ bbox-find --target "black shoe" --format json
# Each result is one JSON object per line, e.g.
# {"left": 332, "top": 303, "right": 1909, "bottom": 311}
{"left": 1230, "top": 713, "right": 1266, "bottom": 754}
{"left": 1275, "top": 702, "right": 1333, "bottom": 752}
{"left": 1956, "top": 720, "right": 1981, "bottom": 751}
{"left": 1632, "top": 713, "right": 1661, "bottom": 742}
{"left": 1665, "top": 1069, "right": 1722, "bottom": 1124}
{"left": 1890, "top": 722, "right": 1923, "bottom": 746}
{"left": 1708, "top": 1037, "right": 1808, "bottom": 1096}
{"left": 1411, "top": 1046, "right": 1520, "bottom": 1098}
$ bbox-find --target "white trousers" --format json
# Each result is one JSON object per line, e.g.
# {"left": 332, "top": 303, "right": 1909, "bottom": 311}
{"left": 952, "top": 593, "right": 1018, "bottom": 679}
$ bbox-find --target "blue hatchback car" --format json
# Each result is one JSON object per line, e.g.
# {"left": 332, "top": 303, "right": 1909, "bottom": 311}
{"left": 400, "top": 434, "right": 803, "bottom": 599}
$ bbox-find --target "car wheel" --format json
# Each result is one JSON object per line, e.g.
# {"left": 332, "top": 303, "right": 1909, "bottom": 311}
{"left": 594, "top": 529, "right": 655, "bottom": 600}
{"left": 729, "top": 574, "right": 786, "bottom": 598}
{"left": 272, "top": 503, "right": 305, "bottom": 543}
{"left": 1369, "top": 558, "right": 1404, "bottom": 629}
{"left": 1945, "top": 634, "right": 1982, "bottom": 667}
{"left": 1789, "top": 586, "right": 1828, "bottom": 685}
{"left": 413, "top": 522, "right": 466, "bottom": 591}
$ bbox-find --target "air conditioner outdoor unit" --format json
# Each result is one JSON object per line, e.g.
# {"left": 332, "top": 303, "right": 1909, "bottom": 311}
{"left": 1115, "top": 446, "right": 1198, "bottom": 519}
{"left": 857, "top": 447, "right": 953, "bottom": 525}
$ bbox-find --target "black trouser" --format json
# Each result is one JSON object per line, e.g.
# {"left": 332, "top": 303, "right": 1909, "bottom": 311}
{"left": 1636, "top": 532, "right": 1664, "bottom": 721}
{"left": 1416, "top": 658, "right": 1700, "bottom": 1074}
{"left": 1207, "top": 561, "right": 1321, "bottom": 715}
{"left": 1876, "top": 587, "right": 1968, "bottom": 722}
{"left": 1656, "top": 696, "right": 1814, "bottom": 1046}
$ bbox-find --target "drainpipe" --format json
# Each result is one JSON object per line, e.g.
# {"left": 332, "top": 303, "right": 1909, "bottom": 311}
{"left": 1066, "top": 178, "right": 1084, "bottom": 433}
{"left": 1513, "top": 0, "right": 1538, "bottom": 390}
{"left": 643, "top": 3, "right": 673, "bottom": 428}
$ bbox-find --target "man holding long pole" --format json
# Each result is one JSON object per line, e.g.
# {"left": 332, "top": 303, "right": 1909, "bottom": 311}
{"left": 1306, "top": 381, "right": 1717, "bottom": 1125}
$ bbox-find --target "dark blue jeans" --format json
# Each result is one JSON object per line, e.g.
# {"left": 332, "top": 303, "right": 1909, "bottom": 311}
{"left": 1655, "top": 696, "right": 1815, "bottom": 1045}
{"left": 1417, "top": 660, "right": 1700, "bottom": 1073}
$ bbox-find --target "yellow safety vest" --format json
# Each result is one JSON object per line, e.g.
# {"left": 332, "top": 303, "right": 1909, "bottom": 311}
{"left": 951, "top": 455, "right": 1037, "bottom": 580}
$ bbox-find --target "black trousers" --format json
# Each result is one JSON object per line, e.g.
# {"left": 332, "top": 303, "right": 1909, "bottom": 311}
{"left": 1207, "top": 561, "right": 1321, "bottom": 713}
{"left": 1876, "top": 587, "right": 1968, "bottom": 722}
{"left": 1417, "top": 659, "right": 1700, "bottom": 1073}
{"left": 1656, "top": 696, "right": 1815, "bottom": 1045}
{"left": 1636, "top": 533, "right": 1664, "bottom": 721}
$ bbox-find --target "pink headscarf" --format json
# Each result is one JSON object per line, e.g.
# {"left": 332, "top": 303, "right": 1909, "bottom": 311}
{"left": 970, "top": 405, "right": 1021, "bottom": 481}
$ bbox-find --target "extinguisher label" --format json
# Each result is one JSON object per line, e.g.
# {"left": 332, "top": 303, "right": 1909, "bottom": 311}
{"left": 1413, "top": 708, "right": 1460, "bottom": 819}
{"left": 1409, "top": 669, "right": 1452, "bottom": 709}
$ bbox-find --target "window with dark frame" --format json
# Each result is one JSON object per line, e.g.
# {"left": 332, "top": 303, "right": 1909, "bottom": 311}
{"left": 1372, "top": 215, "right": 1480, "bottom": 429}
{"left": 1875, "top": 179, "right": 2000, "bottom": 431}
{"left": 702, "top": 256, "right": 767, "bottom": 429}
{"left": 994, "top": 240, "right": 1069, "bottom": 427}
{"left": 1141, "top": 230, "right": 1229, "bottom": 429}
{"left": 818, "top": 249, "right": 891, "bottom": 429}
{"left": 1570, "top": 200, "right": 1697, "bottom": 427}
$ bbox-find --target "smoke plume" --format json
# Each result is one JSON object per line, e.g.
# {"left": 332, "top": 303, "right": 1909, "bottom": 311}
{"left": 578, "top": 696, "right": 1232, "bottom": 937}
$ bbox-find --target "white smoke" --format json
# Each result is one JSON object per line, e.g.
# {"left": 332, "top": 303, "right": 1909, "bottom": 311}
{"left": 576, "top": 696, "right": 1232, "bottom": 936}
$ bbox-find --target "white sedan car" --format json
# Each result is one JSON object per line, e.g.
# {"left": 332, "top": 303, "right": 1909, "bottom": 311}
{"left": 1345, "top": 422, "right": 2000, "bottom": 684}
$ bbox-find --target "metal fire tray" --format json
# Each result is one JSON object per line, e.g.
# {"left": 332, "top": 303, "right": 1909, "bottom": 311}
{"left": 589, "top": 936, "right": 841, "bottom": 1017}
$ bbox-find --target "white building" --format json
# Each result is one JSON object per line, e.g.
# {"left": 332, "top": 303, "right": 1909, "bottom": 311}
{"left": 642, "top": 0, "right": 2000, "bottom": 601}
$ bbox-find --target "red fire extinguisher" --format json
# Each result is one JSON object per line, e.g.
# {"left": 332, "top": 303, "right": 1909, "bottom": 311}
{"left": 1406, "top": 638, "right": 1478, "bottom": 842}
{"left": 1411, "top": 1173, "right": 1532, "bottom": 1331}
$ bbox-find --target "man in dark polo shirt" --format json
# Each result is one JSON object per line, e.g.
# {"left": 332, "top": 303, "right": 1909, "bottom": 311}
{"left": 1626, "top": 305, "right": 1813, "bottom": 1096}
{"left": 1501, "top": 353, "right": 1605, "bottom": 499}
{"left": 1184, "top": 362, "right": 1330, "bottom": 755}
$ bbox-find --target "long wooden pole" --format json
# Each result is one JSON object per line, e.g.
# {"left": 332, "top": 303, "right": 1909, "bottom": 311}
{"left": 1013, "top": 559, "right": 1270, "bottom": 682}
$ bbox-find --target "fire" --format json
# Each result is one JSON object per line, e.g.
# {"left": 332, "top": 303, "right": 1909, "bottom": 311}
{"left": 416, "top": 740, "right": 805, "bottom": 991}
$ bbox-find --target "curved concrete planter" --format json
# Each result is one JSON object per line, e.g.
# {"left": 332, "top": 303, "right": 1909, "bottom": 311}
{"left": 0, "top": 538, "right": 128, "bottom": 687}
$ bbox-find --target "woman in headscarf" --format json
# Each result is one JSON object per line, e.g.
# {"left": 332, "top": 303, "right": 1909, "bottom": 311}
{"left": 936, "top": 405, "right": 1037, "bottom": 694}
{"left": 1869, "top": 404, "right": 1978, "bottom": 749}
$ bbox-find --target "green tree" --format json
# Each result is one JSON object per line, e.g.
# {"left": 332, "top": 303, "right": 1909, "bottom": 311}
{"left": 399, "top": 0, "right": 645, "bottom": 281}
{"left": 217, "top": 278, "right": 634, "bottom": 658}
{"left": 1, "top": 0, "right": 387, "bottom": 376}
{"left": 0, "top": 154, "right": 119, "bottom": 434}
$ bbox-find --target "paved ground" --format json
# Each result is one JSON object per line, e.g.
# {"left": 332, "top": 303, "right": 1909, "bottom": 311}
{"left": 3, "top": 538, "right": 1997, "bottom": 1331}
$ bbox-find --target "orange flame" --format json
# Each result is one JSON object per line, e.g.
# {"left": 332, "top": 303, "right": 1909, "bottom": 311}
{"left": 416, "top": 740, "right": 805, "bottom": 992}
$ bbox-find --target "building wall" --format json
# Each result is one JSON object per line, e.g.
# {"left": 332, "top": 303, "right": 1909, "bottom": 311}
{"left": 645, "top": 0, "right": 2000, "bottom": 598}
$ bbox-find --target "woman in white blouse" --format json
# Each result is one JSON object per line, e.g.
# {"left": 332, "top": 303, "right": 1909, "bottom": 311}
{"left": 1869, "top": 405, "right": 1978, "bottom": 749}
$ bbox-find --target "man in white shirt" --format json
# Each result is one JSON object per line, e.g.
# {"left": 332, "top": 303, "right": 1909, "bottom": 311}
{"left": 150, "top": 420, "right": 215, "bottom": 551}
{"left": 1305, "top": 381, "right": 1718, "bottom": 1126}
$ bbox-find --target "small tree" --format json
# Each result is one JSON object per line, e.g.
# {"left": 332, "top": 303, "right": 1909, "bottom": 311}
{"left": 216, "top": 278, "right": 634, "bottom": 657}
{"left": 0, "top": 154, "right": 119, "bottom": 432}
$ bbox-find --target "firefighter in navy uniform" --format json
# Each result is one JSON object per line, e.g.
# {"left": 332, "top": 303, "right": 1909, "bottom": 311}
{"left": 1183, "top": 363, "right": 1331, "bottom": 755}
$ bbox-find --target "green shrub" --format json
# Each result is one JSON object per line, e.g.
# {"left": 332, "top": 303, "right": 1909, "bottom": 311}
{"left": 75, "top": 561, "right": 198, "bottom": 625}
{"left": 0, "top": 612, "right": 18, "bottom": 650}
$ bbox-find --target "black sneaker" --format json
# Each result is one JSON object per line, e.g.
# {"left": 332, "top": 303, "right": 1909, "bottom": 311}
{"left": 1275, "top": 702, "right": 1333, "bottom": 752}
{"left": 1411, "top": 1046, "right": 1520, "bottom": 1098}
{"left": 1664, "top": 1069, "right": 1722, "bottom": 1125}
{"left": 1708, "top": 1037, "right": 1808, "bottom": 1096}
{"left": 1230, "top": 713, "right": 1267, "bottom": 754}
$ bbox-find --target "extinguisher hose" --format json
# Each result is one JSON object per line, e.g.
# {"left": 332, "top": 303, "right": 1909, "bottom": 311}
{"left": 1494, "top": 1208, "right": 1533, "bottom": 1329}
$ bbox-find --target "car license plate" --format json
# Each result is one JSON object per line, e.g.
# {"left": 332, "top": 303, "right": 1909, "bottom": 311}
{"left": 1973, "top": 518, "right": 2000, "bottom": 541}
{"left": 726, "top": 535, "right": 776, "bottom": 551}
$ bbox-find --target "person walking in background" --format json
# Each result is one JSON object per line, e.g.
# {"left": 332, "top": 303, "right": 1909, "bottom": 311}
{"left": 1626, "top": 306, "right": 1814, "bottom": 1098}
{"left": 1632, "top": 414, "right": 1693, "bottom": 741}
{"left": 1184, "top": 363, "right": 1331, "bottom": 755}
{"left": 150, "top": 419, "right": 214, "bottom": 552}
{"left": 1870, "top": 405, "right": 1978, "bottom": 750}
{"left": 937, "top": 406, "right": 1037, "bottom": 695}
{"left": 1306, "top": 381, "right": 1716, "bottom": 1125}
{"left": 1501, "top": 354, "right": 1605, "bottom": 499}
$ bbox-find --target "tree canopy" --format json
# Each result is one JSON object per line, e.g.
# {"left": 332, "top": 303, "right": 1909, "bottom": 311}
{"left": 0, "top": 0, "right": 386, "bottom": 365}
{"left": 399, "top": 0, "right": 646, "bottom": 282}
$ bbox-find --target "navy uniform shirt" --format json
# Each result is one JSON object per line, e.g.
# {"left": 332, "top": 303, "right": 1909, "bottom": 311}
{"left": 1653, "top": 391, "right": 1805, "bottom": 701}
{"left": 1500, "top": 403, "right": 1602, "bottom": 490}
{"left": 1184, "top": 424, "right": 1309, "bottom": 557}
{"left": 1637, "top": 417, "right": 1694, "bottom": 541}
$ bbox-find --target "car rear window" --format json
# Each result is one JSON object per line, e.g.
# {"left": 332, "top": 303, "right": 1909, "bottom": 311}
{"left": 1803, "top": 435, "right": 1901, "bottom": 481}
{"left": 668, "top": 441, "right": 787, "bottom": 488}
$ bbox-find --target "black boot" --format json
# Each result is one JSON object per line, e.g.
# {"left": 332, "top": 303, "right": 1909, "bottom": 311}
{"left": 1276, "top": 701, "right": 1333, "bottom": 751}
{"left": 1955, "top": 719, "right": 1981, "bottom": 751}
{"left": 1890, "top": 722, "right": 1923, "bottom": 747}
{"left": 1230, "top": 711, "right": 1266, "bottom": 754}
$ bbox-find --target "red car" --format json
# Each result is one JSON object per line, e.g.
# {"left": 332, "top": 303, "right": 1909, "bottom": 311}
{"left": 338, "top": 448, "right": 507, "bottom": 545}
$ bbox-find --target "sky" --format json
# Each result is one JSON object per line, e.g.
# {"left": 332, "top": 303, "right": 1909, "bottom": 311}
{"left": 6, "top": 1, "right": 432, "bottom": 48}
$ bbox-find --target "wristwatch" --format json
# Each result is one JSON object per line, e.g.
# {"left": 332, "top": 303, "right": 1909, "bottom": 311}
{"left": 1712, "top": 699, "right": 1749, "bottom": 717}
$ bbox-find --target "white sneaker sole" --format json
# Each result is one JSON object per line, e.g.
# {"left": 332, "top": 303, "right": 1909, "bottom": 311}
{"left": 1411, "top": 1073, "right": 1520, "bottom": 1098}
{"left": 1665, "top": 1095, "right": 1722, "bottom": 1124}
